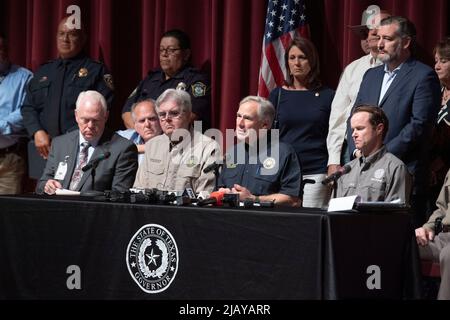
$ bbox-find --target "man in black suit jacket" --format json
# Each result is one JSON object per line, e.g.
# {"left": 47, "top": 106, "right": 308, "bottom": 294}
{"left": 348, "top": 16, "right": 441, "bottom": 226}
{"left": 37, "top": 90, "right": 137, "bottom": 194}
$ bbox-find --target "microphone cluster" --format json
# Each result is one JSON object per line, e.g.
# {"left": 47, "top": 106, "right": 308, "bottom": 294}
{"left": 99, "top": 188, "right": 271, "bottom": 209}
{"left": 197, "top": 191, "right": 239, "bottom": 207}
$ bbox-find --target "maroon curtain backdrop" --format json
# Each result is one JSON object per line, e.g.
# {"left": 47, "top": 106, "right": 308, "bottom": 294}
{"left": 1, "top": 0, "right": 448, "bottom": 134}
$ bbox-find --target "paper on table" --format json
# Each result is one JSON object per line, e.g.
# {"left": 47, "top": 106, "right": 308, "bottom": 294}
{"left": 55, "top": 188, "right": 80, "bottom": 196}
{"left": 328, "top": 195, "right": 360, "bottom": 212}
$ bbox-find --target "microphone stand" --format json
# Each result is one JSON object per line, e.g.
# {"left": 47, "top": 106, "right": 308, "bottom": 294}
{"left": 213, "top": 164, "right": 223, "bottom": 191}
{"left": 80, "top": 162, "right": 104, "bottom": 197}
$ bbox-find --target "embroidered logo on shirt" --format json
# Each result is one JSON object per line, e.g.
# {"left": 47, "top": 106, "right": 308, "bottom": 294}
{"left": 374, "top": 169, "right": 385, "bottom": 180}
{"left": 186, "top": 155, "right": 198, "bottom": 167}
{"left": 263, "top": 157, "right": 276, "bottom": 170}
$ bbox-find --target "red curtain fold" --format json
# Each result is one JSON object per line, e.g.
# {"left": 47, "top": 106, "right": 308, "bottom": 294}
{"left": 1, "top": 0, "right": 448, "bottom": 133}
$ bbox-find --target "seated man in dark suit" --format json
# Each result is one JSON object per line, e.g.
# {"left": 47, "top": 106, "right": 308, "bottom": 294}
{"left": 37, "top": 90, "right": 137, "bottom": 195}
{"left": 218, "top": 96, "right": 302, "bottom": 207}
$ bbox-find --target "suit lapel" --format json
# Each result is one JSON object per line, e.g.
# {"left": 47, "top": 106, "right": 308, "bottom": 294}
{"left": 372, "top": 67, "right": 385, "bottom": 104}
{"left": 379, "top": 59, "right": 414, "bottom": 107}
{"left": 62, "top": 131, "right": 80, "bottom": 189}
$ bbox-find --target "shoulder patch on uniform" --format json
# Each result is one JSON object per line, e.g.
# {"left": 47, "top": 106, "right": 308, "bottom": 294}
{"left": 104, "top": 74, "right": 114, "bottom": 90}
{"left": 191, "top": 82, "right": 207, "bottom": 97}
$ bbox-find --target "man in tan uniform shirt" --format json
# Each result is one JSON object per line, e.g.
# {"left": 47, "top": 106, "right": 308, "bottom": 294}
{"left": 416, "top": 169, "right": 450, "bottom": 300}
{"left": 334, "top": 105, "right": 411, "bottom": 203}
{"left": 133, "top": 88, "right": 219, "bottom": 193}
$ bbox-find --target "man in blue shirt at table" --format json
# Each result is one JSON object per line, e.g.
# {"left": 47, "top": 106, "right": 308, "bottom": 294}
{"left": 116, "top": 99, "right": 162, "bottom": 164}
{"left": 0, "top": 33, "right": 33, "bottom": 194}
{"left": 218, "top": 96, "right": 302, "bottom": 207}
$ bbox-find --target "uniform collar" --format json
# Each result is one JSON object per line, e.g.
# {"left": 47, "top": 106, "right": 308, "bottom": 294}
{"left": 158, "top": 64, "right": 192, "bottom": 81}
{"left": 57, "top": 52, "right": 87, "bottom": 66}
{"left": 359, "top": 146, "right": 387, "bottom": 170}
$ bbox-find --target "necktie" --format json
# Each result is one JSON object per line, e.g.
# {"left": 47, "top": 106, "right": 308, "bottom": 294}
{"left": 69, "top": 142, "right": 90, "bottom": 190}
{"left": 47, "top": 60, "right": 68, "bottom": 138}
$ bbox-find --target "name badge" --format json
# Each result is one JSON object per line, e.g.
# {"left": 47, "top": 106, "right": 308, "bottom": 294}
{"left": 54, "top": 156, "right": 69, "bottom": 180}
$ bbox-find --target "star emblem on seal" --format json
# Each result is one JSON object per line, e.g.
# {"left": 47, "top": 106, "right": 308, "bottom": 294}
{"left": 126, "top": 224, "right": 179, "bottom": 294}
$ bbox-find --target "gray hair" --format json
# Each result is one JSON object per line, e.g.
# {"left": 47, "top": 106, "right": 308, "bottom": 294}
{"left": 131, "top": 98, "right": 156, "bottom": 121}
{"left": 239, "top": 95, "right": 275, "bottom": 125}
{"left": 380, "top": 16, "right": 416, "bottom": 52}
{"left": 156, "top": 88, "right": 192, "bottom": 113}
{"left": 75, "top": 90, "right": 107, "bottom": 114}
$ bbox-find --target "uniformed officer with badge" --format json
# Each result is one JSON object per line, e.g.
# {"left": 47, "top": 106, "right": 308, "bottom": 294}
{"left": 21, "top": 16, "right": 114, "bottom": 178}
{"left": 133, "top": 89, "right": 219, "bottom": 194}
{"left": 121, "top": 29, "right": 211, "bottom": 131}
{"left": 218, "top": 96, "right": 302, "bottom": 207}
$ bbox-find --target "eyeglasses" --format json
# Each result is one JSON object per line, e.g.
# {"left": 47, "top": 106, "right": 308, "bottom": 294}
{"left": 57, "top": 31, "right": 81, "bottom": 40}
{"left": 159, "top": 47, "right": 182, "bottom": 55}
{"left": 158, "top": 110, "right": 183, "bottom": 120}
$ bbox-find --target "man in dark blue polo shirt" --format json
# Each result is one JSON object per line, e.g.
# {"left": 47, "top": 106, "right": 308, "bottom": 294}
{"left": 218, "top": 96, "right": 302, "bottom": 207}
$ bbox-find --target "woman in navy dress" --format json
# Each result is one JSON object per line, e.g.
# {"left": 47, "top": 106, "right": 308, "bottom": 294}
{"left": 269, "top": 37, "right": 334, "bottom": 208}
{"left": 429, "top": 38, "right": 450, "bottom": 213}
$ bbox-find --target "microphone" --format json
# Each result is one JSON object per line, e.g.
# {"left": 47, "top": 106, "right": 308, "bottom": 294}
{"left": 203, "top": 155, "right": 226, "bottom": 174}
{"left": 203, "top": 162, "right": 222, "bottom": 174}
{"left": 321, "top": 164, "right": 351, "bottom": 185}
{"left": 197, "top": 191, "right": 225, "bottom": 206}
{"left": 82, "top": 152, "right": 111, "bottom": 172}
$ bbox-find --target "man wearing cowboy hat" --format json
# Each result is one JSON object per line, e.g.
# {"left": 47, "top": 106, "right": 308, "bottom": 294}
{"left": 327, "top": 5, "right": 390, "bottom": 177}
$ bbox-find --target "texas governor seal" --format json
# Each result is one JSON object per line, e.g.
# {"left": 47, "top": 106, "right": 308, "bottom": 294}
{"left": 126, "top": 224, "right": 179, "bottom": 293}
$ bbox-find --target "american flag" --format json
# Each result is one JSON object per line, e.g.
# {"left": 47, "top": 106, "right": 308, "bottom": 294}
{"left": 257, "top": 0, "right": 310, "bottom": 98}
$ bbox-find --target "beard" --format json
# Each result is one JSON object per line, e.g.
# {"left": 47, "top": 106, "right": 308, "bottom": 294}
{"left": 379, "top": 41, "right": 403, "bottom": 64}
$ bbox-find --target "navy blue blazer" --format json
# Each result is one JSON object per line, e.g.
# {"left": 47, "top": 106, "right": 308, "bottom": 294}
{"left": 347, "top": 58, "right": 441, "bottom": 192}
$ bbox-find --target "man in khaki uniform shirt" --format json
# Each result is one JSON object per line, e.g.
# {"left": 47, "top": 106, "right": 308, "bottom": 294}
{"left": 416, "top": 169, "right": 450, "bottom": 300}
{"left": 334, "top": 105, "right": 411, "bottom": 203}
{"left": 133, "top": 88, "right": 219, "bottom": 193}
